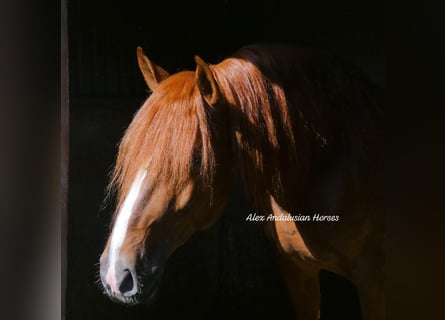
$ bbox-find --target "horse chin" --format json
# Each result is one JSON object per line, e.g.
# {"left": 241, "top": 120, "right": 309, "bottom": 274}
{"left": 139, "top": 268, "right": 163, "bottom": 305}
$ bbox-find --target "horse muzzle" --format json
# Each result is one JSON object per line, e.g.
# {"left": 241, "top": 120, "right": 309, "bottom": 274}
{"left": 99, "top": 252, "right": 163, "bottom": 305}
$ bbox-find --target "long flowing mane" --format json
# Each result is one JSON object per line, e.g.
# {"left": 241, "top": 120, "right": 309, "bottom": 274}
{"left": 109, "top": 44, "right": 381, "bottom": 213}
{"left": 210, "top": 45, "right": 381, "bottom": 210}
{"left": 210, "top": 48, "right": 299, "bottom": 208}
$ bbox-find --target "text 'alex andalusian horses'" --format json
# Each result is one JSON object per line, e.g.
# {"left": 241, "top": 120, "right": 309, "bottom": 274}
{"left": 99, "top": 44, "right": 384, "bottom": 319}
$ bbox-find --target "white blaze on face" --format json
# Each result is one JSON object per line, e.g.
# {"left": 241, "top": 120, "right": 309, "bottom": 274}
{"left": 106, "top": 170, "right": 146, "bottom": 293}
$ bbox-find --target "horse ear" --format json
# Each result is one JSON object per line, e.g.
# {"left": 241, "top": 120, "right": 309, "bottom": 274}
{"left": 137, "top": 46, "right": 170, "bottom": 91}
{"left": 194, "top": 55, "right": 220, "bottom": 106}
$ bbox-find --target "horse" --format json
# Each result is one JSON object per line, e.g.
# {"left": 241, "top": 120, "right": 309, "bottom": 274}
{"left": 99, "top": 44, "right": 384, "bottom": 319}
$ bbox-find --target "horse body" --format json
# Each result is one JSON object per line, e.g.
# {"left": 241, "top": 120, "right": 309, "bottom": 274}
{"left": 215, "top": 45, "right": 384, "bottom": 319}
{"left": 99, "top": 44, "right": 384, "bottom": 319}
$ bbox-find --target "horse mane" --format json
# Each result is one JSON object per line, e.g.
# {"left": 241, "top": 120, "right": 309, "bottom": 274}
{"left": 108, "top": 72, "right": 215, "bottom": 211}
{"left": 210, "top": 44, "right": 381, "bottom": 210}
{"left": 210, "top": 48, "right": 300, "bottom": 208}
{"left": 108, "top": 44, "right": 381, "bottom": 213}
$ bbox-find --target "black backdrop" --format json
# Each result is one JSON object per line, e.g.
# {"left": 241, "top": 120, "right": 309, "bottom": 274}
{"left": 67, "top": 0, "right": 383, "bottom": 319}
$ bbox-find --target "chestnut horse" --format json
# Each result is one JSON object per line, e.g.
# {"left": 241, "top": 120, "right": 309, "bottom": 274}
{"left": 99, "top": 44, "right": 384, "bottom": 319}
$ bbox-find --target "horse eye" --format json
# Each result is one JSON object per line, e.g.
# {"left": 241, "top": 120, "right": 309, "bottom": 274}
{"left": 191, "top": 152, "right": 201, "bottom": 171}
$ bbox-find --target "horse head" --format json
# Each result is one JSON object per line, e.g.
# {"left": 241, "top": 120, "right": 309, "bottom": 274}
{"left": 99, "top": 47, "right": 231, "bottom": 304}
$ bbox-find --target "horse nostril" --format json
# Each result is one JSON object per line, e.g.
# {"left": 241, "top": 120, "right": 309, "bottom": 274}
{"left": 119, "top": 269, "right": 135, "bottom": 296}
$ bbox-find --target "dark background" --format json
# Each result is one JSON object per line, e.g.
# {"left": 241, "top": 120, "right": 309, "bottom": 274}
{"left": 67, "top": 0, "right": 384, "bottom": 319}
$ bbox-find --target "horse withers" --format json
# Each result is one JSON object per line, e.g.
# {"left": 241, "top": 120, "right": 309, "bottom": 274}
{"left": 99, "top": 44, "right": 384, "bottom": 319}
